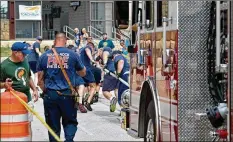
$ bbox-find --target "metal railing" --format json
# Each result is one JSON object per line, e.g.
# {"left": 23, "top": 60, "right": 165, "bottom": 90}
{"left": 63, "top": 25, "right": 131, "bottom": 50}
{"left": 111, "top": 28, "right": 131, "bottom": 44}
{"left": 63, "top": 25, "right": 76, "bottom": 40}
{"left": 88, "top": 25, "right": 119, "bottom": 41}
{"left": 63, "top": 25, "right": 99, "bottom": 47}
{"left": 88, "top": 25, "right": 131, "bottom": 43}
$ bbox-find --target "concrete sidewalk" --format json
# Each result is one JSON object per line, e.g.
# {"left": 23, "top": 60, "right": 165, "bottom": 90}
{"left": 31, "top": 95, "right": 142, "bottom": 141}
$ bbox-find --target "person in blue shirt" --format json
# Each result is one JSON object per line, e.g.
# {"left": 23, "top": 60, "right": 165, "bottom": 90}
{"left": 67, "top": 46, "right": 87, "bottom": 113}
{"left": 27, "top": 36, "right": 43, "bottom": 90}
{"left": 79, "top": 42, "right": 97, "bottom": 111}
{"left": 37, "top": 33, "right": 86, "bottom": 142}
{"left": 74, "top": 28, "right": 81, "bottom": 48}
{"left": 112, "top": 50, "right": 129, "bottom": 107}
{"left": 98, "top": 33, "right": 115, "bottom": 49}
{"left": 85, "top": 36, "right": 102, "bottom": 103}
{"left": 98, "top": 47, "right": 119, "bottom": 112}
{"left": 89, "top": 64, "right": 102, "bottom": 103}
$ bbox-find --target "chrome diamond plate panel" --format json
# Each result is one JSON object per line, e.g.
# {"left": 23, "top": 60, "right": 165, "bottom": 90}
{"left": 178, "top": 1, "right": 214, "bottom": 141}
{"left": 230, "top": 2, "right": 233, "bottom": 140}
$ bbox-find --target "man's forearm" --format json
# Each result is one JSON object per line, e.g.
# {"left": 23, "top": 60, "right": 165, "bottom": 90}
{"left": 86, "top": 49, "right": 94, "bottom": 62}
{"left": 35, "top": 48, "right": 41, "bottom": 54}
{"left": 37, "top": 71, "right": 45, "bottom": 91}
{"left": 117, "top": 60, "right": 124, "bottom": 74}
{"left": 103, "top": 52, "right": 109, "bottom": 65}
{"left": 117, "top": 66, "right": 123, "bottom": 74}
{"left": 29, "top": 77, "right": 37, "bottom": 91}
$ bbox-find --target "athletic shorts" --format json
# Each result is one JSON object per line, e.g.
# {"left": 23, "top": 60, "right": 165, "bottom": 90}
{"left": 102, "top": 74, "right": 119, "bottom": 92}
{"left": 29, "top": 61, "right": 38, "bottom": 73}
{"left": 90, "top": 67, "right": 102, "bottom": 84}
{"left": 74, "top": 74, "right": 85, "bottom": 86}
{"left": 82, "top": 69, "right": 96, "bottom": 85}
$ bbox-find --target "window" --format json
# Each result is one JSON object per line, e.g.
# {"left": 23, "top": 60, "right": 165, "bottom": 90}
{"left": 0, "top": 1, "right": 8, "bottom": 19}
{"left": 15, "top": 1, "right": 42, "bottom": 39}
{"left": 90, "top": 2, "right": 114, "bottom": 38}
{"left": 114, "top": 1, "right": 129, "bottom": 29}
{"left": 91, "top": 2, "right": 105, "bottom": 21}
{"left": 16, "top": 21, "right": 41, "bottom": 38}
{"left": 157, "top": 1, "right": 168, "bottom": 27}
{"left": 145, "top": 1, "right": 154, "bottom": 29}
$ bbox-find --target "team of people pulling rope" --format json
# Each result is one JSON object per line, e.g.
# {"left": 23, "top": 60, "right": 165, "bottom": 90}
{"left": 0, "top": 31, "right": 129, "bottom": 141}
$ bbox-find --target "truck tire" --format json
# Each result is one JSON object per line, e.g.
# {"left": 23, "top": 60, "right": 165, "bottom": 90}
{"left": 144, "top": 101, "right": 155, "bottom": 142}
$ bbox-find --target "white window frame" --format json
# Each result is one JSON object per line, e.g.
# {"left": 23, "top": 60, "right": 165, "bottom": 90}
{"left": 14, "top": 1, "right": 42, "bottom": 39}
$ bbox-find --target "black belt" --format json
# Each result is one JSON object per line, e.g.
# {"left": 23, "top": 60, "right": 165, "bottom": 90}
{"left": 46, "top": 88, "right": 73, "bottom": 96}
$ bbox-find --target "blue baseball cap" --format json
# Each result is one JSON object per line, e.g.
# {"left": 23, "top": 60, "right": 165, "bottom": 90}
{"left": 11, "top": 42, "right": 31, "bottom": 55}
{"left": 36, "top": 36, "right": 43, "bottom": 40}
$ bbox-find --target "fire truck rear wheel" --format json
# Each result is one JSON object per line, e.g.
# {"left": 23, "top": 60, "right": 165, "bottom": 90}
{"left": 144, "top": 101, "right": 155, "bottom": 142}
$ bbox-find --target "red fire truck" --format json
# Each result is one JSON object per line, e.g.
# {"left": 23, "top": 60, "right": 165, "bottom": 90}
{"left": 113, "top": 1, "right": 232, "bottom": 141}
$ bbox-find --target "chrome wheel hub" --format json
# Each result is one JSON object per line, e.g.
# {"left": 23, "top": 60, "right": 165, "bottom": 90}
{"left": 146, "top": 119, "right": 154, "bottom": 142}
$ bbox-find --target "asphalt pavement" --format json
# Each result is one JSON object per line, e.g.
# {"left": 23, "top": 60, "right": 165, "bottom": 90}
{"left": 31, "top": 94, "right": 143, "bottom": 141}
{"left": 0, "top": 57, "right": 143, "bottom": 141}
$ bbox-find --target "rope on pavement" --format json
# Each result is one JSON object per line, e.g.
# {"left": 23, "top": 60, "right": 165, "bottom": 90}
{"left": 9, "top": 89, "right": 62, "bottom": 142}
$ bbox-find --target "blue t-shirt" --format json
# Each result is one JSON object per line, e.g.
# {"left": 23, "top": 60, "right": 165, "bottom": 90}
{"left": 37, "top": 47, "right": 84, "bottom": 90}
{"left": 27, "top": 42, "right": 40, "bottom": 62}
{"left": 98, "top": 39, "right": 115, "bottom": 49}
{"left": 80, "top": 46, "right": 93, "bottom": 69}
{"left": 114, "top": 55, "right": 129, "bottom": 75}
{"left": 75, "top": 33, "right": 81, "bottom": 41}
{"left": 103, "top": 47, "right": 115, "bottom": 72}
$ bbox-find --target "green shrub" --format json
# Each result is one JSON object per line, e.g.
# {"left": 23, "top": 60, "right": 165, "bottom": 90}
{"left": 1, "top": 47, "right": 11, "bottom": 57}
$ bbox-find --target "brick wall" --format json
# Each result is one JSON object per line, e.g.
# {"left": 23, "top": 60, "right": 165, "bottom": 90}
{"left": 46, "top": 1, "right": 90, "bottom": 32}
{"left": 69, "top": 1, "right": 90, "bottom": 30}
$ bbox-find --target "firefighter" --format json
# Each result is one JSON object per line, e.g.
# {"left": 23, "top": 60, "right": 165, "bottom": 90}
{"left": 37, "top": 33, "right": 86, "bottom": 142}
{"left": 67, "top": 45, "right": 87, "bottom": 113}
{"left": 79, "top": 42, "right": 97, "bottom": 111}
{"left": 111, "top": 50, "right": 129, "bottom": 107}
{"left": 74, "top": 74, "right": 87, "bottom": 113}
{"left": 90, "top": 64, "right": 102, "bottom": 103}
{"left": 27, "top": 36, "right": 43, "bottom": 90}
{"left": 80, "top": 36, "right": 100, "bottom": 104}
{"left": 98, "top": 47, "right": 119, "bottom": 112}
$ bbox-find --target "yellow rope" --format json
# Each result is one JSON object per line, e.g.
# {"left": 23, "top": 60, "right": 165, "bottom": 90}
{"left": 9, "top": 90, "right": 62, "bottom": 142}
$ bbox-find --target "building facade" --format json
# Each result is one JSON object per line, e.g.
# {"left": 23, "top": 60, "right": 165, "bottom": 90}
{"left": 0, "top": 1, "right": 114, "bottom": 40}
